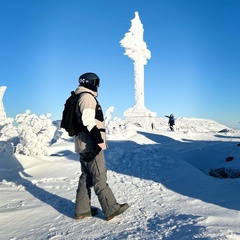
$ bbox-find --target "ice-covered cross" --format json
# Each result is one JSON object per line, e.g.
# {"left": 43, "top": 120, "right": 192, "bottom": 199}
{"left": 120, "top": 12, "right": 151, "bottom": 109}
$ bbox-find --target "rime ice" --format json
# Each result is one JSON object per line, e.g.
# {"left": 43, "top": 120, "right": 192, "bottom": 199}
{"left": 120, "top": 12, "right": 156, "bottom": 129}
{"left": 0, "top": 86, "right": 7, "bottom": 122}
{"left": 120, "top": 12, "right": 151, "bottom": 109}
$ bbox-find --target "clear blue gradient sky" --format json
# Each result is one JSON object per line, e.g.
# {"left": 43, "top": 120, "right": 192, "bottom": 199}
{"left": 1, "top": 0, "right": 240, "bottom": 129}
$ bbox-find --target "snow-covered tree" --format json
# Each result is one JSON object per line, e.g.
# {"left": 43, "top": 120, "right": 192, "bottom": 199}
{"left": 105, "top": 106, "right": 114, "bottom": 126}
{"left": 15, "top": 110, "right": 58, "bottom": 156}
{"left": 105, "top": 107, "right": 126, "bottom": 135}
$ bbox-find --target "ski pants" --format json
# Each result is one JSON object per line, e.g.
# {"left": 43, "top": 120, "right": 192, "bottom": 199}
{"left": 75, "top": 150, "right": 120, "bottom": 218}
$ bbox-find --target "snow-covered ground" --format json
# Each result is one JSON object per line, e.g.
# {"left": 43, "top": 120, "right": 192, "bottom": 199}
{"left": 1, "top": 118, "right": 240, "bottom": 240}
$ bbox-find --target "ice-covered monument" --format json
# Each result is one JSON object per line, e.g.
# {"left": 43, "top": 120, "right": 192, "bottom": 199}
{"left": 120, "top": 12, "right": 156, "bottom": 129}
{"left": 0, "top": 86, "right": 7, "bottom": 122}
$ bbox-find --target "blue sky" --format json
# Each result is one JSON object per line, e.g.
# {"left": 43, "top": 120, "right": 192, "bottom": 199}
{"left": 1, "top": 0, "right": 240, "bottom": 129}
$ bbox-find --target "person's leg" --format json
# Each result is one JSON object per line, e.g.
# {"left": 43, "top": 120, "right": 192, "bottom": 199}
{"left": 87, "top": 151, "right": 122, "bottom": 218}
{"left": 74, "top": 158, "right": 93, "bottom": 216}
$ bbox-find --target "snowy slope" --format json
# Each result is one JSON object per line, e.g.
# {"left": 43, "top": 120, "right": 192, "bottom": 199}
{"left": 1, "top": 118, "right": 240, "bottom": 240}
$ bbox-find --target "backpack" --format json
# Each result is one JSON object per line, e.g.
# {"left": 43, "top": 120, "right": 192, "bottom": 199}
{"left": 60, "top": 91, "right": 87, "bottom": 136}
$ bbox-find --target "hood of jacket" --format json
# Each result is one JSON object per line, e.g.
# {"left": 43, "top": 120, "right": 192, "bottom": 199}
{"left": 74, "top": 86, "right": 98, "bottom": 97}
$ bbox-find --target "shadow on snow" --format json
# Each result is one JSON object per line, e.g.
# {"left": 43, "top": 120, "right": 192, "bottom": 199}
{"left": 1, "top": 131, "right": 240, "bottom": 222}
{"left": 105, "top": 131, "right": 240, "bottom": 212}
{"left": 0, "top": 153, "right": 74, "bottom": 218}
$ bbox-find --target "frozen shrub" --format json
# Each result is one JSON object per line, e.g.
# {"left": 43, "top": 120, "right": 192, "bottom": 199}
{"left": 15, "top": 110, "right": 57, "bottom": 156}
{"left": 105, "top": 107, "right": 126, "bottom": 135}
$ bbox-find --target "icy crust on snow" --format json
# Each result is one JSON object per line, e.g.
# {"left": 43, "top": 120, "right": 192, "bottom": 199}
{"left": 106, "top": 116, "right": 232, "bottom": 141}
{"left": 156, "top": 117, "right": 230, "bottom": 133}
{"left": 1, "top": 126, "right": 240, "bottom": 239}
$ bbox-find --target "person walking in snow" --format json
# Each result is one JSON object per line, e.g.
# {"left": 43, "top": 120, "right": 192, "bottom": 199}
{"left": 74, "top": 72, "right": 129, "bottom": 221}
{"left": 165, "top": 114, "right": 175, "bottom": 131}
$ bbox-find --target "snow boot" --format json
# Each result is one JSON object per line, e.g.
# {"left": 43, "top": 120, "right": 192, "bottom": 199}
{"left": 74, "top": 207, "right": 99, "bottom": 219}
{"left": 106, "top": 203, "right": 129, "bottom": 221}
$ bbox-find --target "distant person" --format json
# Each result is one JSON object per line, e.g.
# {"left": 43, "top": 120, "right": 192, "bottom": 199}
{"left": 74, "top": 72, "right": 129, "bottom": 221}
{"left": 165, "top": 114, "right": 175, "bottom": 131}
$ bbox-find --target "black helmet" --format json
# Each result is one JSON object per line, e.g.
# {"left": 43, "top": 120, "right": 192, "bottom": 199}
{"left": 78, "top": 72, "right": 100, "bottom": 92}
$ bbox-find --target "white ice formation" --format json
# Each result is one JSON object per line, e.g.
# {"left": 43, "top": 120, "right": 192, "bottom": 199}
{"left": 0, "top": 86, "right": 7, "bottom": 122}
{"left": 120, "top": 12, "right": 156, "bottom": 129}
